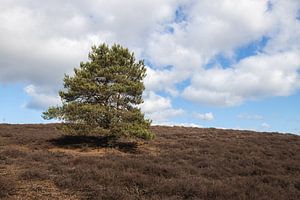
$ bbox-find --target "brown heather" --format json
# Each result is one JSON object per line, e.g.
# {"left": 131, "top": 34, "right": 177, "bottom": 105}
{"left": 0, "top": 124, "right": 299, "bottom": 199}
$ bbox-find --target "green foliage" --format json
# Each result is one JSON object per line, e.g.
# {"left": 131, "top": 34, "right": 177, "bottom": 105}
{"left": 43, "top": 44, "right": 154, "bottom": 140}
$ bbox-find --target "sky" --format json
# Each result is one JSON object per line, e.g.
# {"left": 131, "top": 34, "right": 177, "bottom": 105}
{"left": 0, "top": 0, "right": 300, "bottom": 134}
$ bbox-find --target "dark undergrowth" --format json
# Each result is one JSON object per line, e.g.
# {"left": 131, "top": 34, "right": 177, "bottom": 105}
{"left": 0, "top": 124, "right": 299, "bottom": 199}
{"left": 49, "top": 135, "right": 139, "bottom": 153}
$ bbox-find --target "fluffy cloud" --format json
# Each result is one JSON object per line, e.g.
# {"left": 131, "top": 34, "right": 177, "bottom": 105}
{"left": 24, "top": 85, "right": 61, "bottom": 110}
{"left": 140, "top": 92, "right": 184, "bottom": 123}
{"left": 264, "top": 0, "right": 300, "bottom": 54}
{"left": 194, "top": 112, "right": 214, "bottom": 121}
{"left": 183, "top": 52, "right": 300, "bottom": 106}
{"left": 144, "top": 0, "right": 274, "bottom": 95}
{"left": 147, "top": 0, "right": 300, "bottom": 107}
{"left": 0, "top": 0, "right": 182, "bottom": 85}
{"left": 261, "top": 122, "right": 271, "bottom": 129}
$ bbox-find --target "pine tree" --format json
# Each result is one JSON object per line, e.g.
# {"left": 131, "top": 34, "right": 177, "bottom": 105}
{"left": 43, "top": 44, "right": 154, "bottom": 140}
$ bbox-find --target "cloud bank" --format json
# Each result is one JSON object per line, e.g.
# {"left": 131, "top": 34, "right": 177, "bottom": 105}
{"left": 0, "top": 0, "right": 299, "bottom": 124}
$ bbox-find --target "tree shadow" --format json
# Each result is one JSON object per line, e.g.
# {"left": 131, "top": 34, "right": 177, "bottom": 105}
{"left": 48, "top": 135, "right": 139, "bottom": 153}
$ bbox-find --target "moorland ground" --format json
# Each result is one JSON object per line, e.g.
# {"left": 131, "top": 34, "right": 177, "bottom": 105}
{"left": 0, "top": 124, "right": 299, "bottom": 199}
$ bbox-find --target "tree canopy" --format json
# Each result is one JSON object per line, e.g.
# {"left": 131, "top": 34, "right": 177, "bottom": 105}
{"left": 43, "top": 44, "right": 154, "bottom": 140}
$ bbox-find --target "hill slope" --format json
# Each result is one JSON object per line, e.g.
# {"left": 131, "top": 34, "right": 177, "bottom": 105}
{"left": 0, "top": 124, "right": 299, "bottom": 199}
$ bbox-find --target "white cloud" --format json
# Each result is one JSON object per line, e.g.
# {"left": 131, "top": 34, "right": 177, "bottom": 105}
{"left": 184, "top": 0, "right": 273, "bottom": 55}
{"left": 194, "top": 112, "right": 214, "bottom": 121}
{"left": 0, "top": 0, "right": 180, "bottom": 86}
{"left": 183, "top": 52, "right": 300, "bottom": 106}
{"left": 140, "top": 91, "right": 184, "bottom": 123}
{"left": 152, "top": 122, "right": 202, "bottom": 128}
{"left": 146, "top": 0, "right": 300, "bottom": 106}
{"left": 24, "top": 85, "right": 61, "bottom": 110}
{"left": 264, "top": 0, "right": 300, "bottom": 54}
{"left": 261, "top": 122, "right": 271, "bottom": 129}
{"left": 146, "top": 0, "right": 273, "bottom": 65}
{"left": 144, "top": 67, "right": 186, "bottom": 96}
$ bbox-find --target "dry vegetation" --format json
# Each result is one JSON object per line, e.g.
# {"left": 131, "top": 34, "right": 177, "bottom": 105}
{"left": 0, "top": 124, "right": 299, "bottom": 200}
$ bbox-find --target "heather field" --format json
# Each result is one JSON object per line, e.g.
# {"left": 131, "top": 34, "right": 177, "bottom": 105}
{"left": 0, "top": 124, "right": 299, "bottom": 200}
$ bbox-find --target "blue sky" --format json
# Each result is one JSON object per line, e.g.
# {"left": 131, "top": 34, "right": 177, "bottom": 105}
{"left": 0, "top": 0, "right": 300, "bottom": 134}
{"left": 0, "top": 84, "right": 43, "bottom": 123}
